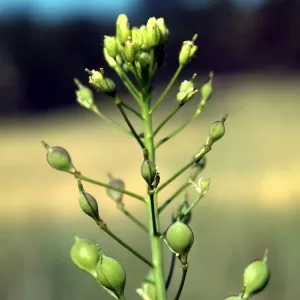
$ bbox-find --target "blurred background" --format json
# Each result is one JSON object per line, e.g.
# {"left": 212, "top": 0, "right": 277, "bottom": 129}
{"left": 1, "top": 0, "right": 300, "bottom": 299}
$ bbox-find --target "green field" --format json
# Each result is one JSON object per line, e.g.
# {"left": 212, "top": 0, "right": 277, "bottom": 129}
{"left": 1, "top": 73, "right": 299, "bottom": 299}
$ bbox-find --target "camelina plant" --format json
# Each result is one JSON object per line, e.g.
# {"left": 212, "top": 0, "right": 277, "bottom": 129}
{"left": 41, "top": 14, "right": 270, "bottom": 300}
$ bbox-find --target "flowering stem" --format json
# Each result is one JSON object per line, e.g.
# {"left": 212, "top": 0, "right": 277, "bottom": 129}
{"left": 165, "top": 252, "right": 176, "bottom": 290}
{"left": 158, "top": 182, "right": 190, "bottom": 214}
{"left": 153, "top": 105, "right": 181, "bottom": 137}
{"left": 157, "top": 145, "right": 211, "bottom": 193}
{"left": 155, "top": 102, "right": 205, "bottom": 149}
{"left": 150, "top": 65, "right": 183, "bottom": 114}
{"left": 74, "top": 173, "right": 144, "bottom": 202}
{"left": 142, "top": 93, "right": 167, "bottom": 300}
{"left": 117, "top": 204, "right": 148, "bottom": 233}
{"left": 98, "top": 221, "right": 153, "bottom": 268}
{"left": 174, "top": 263, "right": 189, "bottom": 300}
{"left": 182, "top": 192, "right": 205, "bottom": 216}
{"left": 114, "top": 96, "right": 145, "bottom": 149}
{"left": 121, "top": 102, "right": 143, "bottom": 120}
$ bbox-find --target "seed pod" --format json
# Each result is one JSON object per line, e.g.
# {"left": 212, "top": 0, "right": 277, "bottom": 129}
{"left": 206, "top": 114, "right": 227, "bottom": 147}
{"left": 243, "top": 249, "right": 270, "bottom": 298}
{"left": 70, "top": 235, "right": 102, "bottom": 278}
{"left": 141, "top": 158, "right": 157, "bottom": 187}
{"left": 74, "top": 78, "right": 95, "bottom": 110}
{"left": 96, "top": 254, "right": 126, "bottom": 299}
{"left": 136, "top": 270, "right": 156, "bottom": 300}
{"left": 106, "top": 173, "right": 125, "bottom": 204}
{"left": 200, "top": 72, "right": 213, "bottom": 105}
{"left": 78, "top": 181, "right": 100, "bottom": 222}
{"left": 41, "top": 141, "right": 76, "bottom": 173}
{"left": 165, "top": 221, "right": 194, "bottom": 265}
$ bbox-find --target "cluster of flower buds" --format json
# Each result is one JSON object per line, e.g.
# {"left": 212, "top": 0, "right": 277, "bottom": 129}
{"left": 71, "top": 236, "right": 126, "bottom": 299}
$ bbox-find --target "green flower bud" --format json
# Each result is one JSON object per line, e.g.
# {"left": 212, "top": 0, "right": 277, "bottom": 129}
{"left": 104, "top": 36, "right": 118, "bottom": 58}
{"left": 70, "top": 235, "right": 102, "bottom": 278}
{"left": 123, "top": 40, "right": 138, "bottom": 63}
{"left": 103, "top": 48, "right": 118, "bottom": 69}
{"left": 96, "top": 254, "right": 126, "bottom": 299}
{"left": 190, "top": 157, "right": 206, "bottom": 180}
{"left": 156, "top": 18, "right": 169, "bottom": 45}
{"left": 141, "top": 157, "right": 157, "bottom": 187}
{"left": 139, "top": 25, "right": 148, "bottom": 50}
{"left": 206, "top": 114, "right": 227, "bottom": 147}
{"left": 107, "top": 173, "right": 125, "bottom": 204}
{"left": 74, "top": 78, "right": 98, "bottom": 112}
{"left": 179, "top": 35, "right": 198, "bottom": 66}
{"left": 165, "top": 221, "right": 194, "bottom": 264}
{"left": 116, "top": 14, "right": 131, "bottom": 45}
{"left": 176, "top": 74, "right": 198, "bottom": 105}
{"left": 200, "top": 72, "right": 213, "bottom": 105}
{"left": 138, "top": 52, "right": 150, "bottom": 69}
{"left": 243, "top": 249, "right": 270, "bottom": 298}
{"left": 145, "top": 17, "right": 161, "bottom": 48}
{"left": 86, "top": 69, "right": 116, "bottom": 96}
{"left": 136, "top": 270, "right": 156, "bottom": 300}
{"left": 78, "top": 181, "right": 101, "bottom": 222}
{"left": 131, "top": 26, "right": 143, "bottom": 48}
{"left": 41, "top": 141, "right": 76, "bottom": 173}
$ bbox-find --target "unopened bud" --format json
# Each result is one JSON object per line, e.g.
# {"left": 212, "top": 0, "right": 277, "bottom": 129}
{"left": 145, "top": 17, "right": 160, "bottom": 48}
{"left": 206, "top": 114, "right": 227, "bottom": 147}
{"left": 96, "top": 254, "right": 126, "bottom": 299}
{"left": 107, "top": 173, "right": 125, "bottom": 204}
{"left": 139, "top": 25, "right": 148, "bottom": 50}
{"left": 200, "top": 71, "right": 213, "bottom": 105}
{"left": 70, "top": 235, "right": 102, "bottom": 278}
{"left": 41, "top": 141, "right": 76, "bottom": 173}
{"left": 156, "top": 18, "right": 169, "bottom": 45}
{"left": 131, "top": 26, "right": 143, "bottom": 47}
{"left": 104, "top": 36, "right": 118, "bottom": 58}
{"left": 116, "top": 14, "right": 130, "bottom": 45}
{"left": 123, "top": 40, "right": 138, "bottom": 63}
{"left": 74, "top": 78, "right": 96, "bottom": 111}
{"left": 176, "top": 74, "right": 198, "bottom": 105}
{"left": 86, "top": 69, "right": 116, "bottom": 96}
{"left": 78, "top": 181, "right": 101, "bottom": 222}
{"left": 243, "top": 249, "right": 270, "bottom": 299}
{"left": 103, "top": 48, "right": 118, "bottom": 69}
{"left": 179, "top": 35, "right": 198, "bottom": 66}
{"left": 165, "top": 221, "right": 194, "bottom": 265}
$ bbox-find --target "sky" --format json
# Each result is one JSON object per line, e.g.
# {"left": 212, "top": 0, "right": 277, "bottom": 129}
{"left": 0, "top": 0, "right": 267, "bottom": 24}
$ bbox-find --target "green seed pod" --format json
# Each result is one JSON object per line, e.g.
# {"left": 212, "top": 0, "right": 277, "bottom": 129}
{"left": 70, "top": 235, "right": 102, "bottom": 278}
{"left": 200, "top": 71, "right": 213, "bottom": 105}
{"left": 141, "top": 158, "right": 157, "bottom": 187}
{"left": 145, "top": 17, "right": 161, "bottom": 48}
{"left": 74, "top": 78, "right": 95, "bottom": 110}
{"left": 78, "top": 182, "right": 100, "bottom": 222}
{"left": 206, "top": 117, "right": 226, "bottom": 147}
{"left": 116, "top": 14, "right": 130, "bottom": 45}
{"left": 243, "top": 250, "right": 270, "bottom": 298}
{"left": 107, "top": 173, "right": 125, "bottom": 204}
{"left": 165, "top": 221, "right": 194, "bottom": 264}
{"left": 96, "top": 254, "right": 126, "bottom": 299}
{"left": 104, "top": 36, "right": 118, "bottom": 58}
{"left": 41, "top": 141, "right": 76, "bottom": 173}
{"left": 156, "top": 17, "right": 169, "bottom": 45}
{"left": 123, "top": 40, "right": 138, "bottom": 63}
{"left": 136, "top": 270, "right": 156, "bottom": 300}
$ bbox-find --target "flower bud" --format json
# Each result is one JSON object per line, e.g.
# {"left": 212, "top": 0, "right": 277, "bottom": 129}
{"left": 243, "top": 249, "right": 270, "bottom": 298}
{"left": 41, "top": 141, "right": 76, "bottom": 173}
{"left": 156, "top": 18, "right": 169, "bottom": 45}
{"left": 106, "top": 173, "right": 125, "bottom": 204}
{"left": 176, "top": 74, "right": 198, "bottom": 105}
{"left": 116, "top": 14, "right": 130, "bottom": 45}
{"left": 131, "top": 26, "right": 143, "bottom": 47}
{"left": 145, "top": 17, "right": 160, "bottom": 48}
{"left": 103, "top": 48, "right": 118, "bottom": 69}
{"left": 200, "top": 71, "right": 213, "bottom": 104}
{"left": 138, "top": 52, "right": 150, "bottom": 70}
{"left": 78, "top": 181, "right": 101, "bottom": 222}
{"left": 70, "top": 235, "right": 102, "bottom": 278}
{"left": 141, "top": 157, "right": 157, "bottom": 187}
{"left": 96, "top": 254, "right": 126, "bottom": 299}
{"left": 86, "top": 69, "right": 116, "bottom": 96}
{"left": 165, "top": 221, "right": 194, "bottom": 264}
{"left": 206, "top": 114, "right": 227, "bottom": 147}
{"left": 139, "top": 25, "right": 148, "bottom": 50}
{"left": 189, "top": 157, "right": 206, "bottom": 180}
{"left": 74, "top": 78, "right": 96, "bottom": 111}
{"left": 123, "top": 40, "right": 138, "bottom": 63}
{"left": 104, "top": 36, "right": 118, "bottom": 58}
{"left": 179, "top": 35, "right": 198, "bottom": 66}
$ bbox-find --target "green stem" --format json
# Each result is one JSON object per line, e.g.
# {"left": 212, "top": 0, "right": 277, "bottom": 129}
{"left": 142, "top": 95, "right": 167, "bottom": 300}
{"left": 114, "top": 96, "right": 145, "bottom": 149}
{"left": 150, "top": 65, "right": 183, "bottom": 114}
{"left": 98, "top": 222, "right": 153, "bottom": 268}
{"left": 165, "top": 252, "right": 176, "bottom": 290}
{"left": 182, "top": 192, "right": 204, "bottom": 217}
{"left": 117, "top": 204, "right": 148, "bottom": 233}
{"left": 93, "top": 108, "right": 133, "bottom": 137}
{"left": 153, "top": 105, "right": 181, "bottom": 137}
{"left": 121, "top": 102, "right": 143, "bottom": 120}
{"left": 155, "top": 102, "right": 205, "bottom": 149}
{"left": 74, "top": 173, "right": 144, "bottom": 202}
{"left": 158, "top": 182, "right": 190, "bottom": 214}
{"left": 157, "top": 145, "right": 211, "bottom": 193}
{"left": 174, "top": 264, "right": 188, "bottom": 300}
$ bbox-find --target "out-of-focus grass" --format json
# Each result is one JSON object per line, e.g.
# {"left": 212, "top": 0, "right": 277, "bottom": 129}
{"left": 0, "top": 74, "right": 300, "bottom": 299}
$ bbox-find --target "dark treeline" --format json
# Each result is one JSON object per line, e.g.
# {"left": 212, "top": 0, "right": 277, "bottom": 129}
{"left": 0, "top": 0, "right": 300, "bottom": 115}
